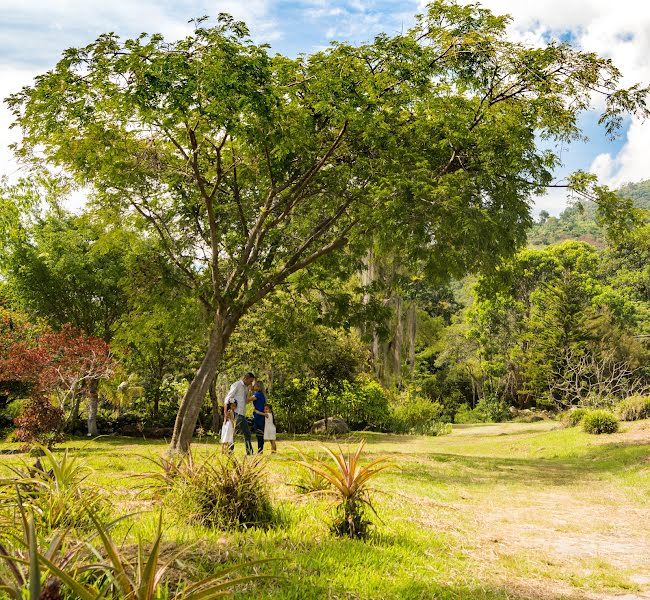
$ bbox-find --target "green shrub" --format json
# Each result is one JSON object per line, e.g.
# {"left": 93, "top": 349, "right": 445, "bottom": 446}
{"left": 454, "top": 395, "right": 509, "bottom": 424}
{"left": 335, "top": 377, "right": 392, "bottom": 431}
{"left": 0, "top": 445, "right": 110, "bottom": 533}
{"left": 474, "top": 394, "right": 509, "bottom": 422}
{"left": 391, "top": 394, "right": 449, "bottom": 435}
{"left": 149, "top": 452, "right": 276, "bottom": 530}
{"left": 561, "top": 407, "right": 590, "bottom": 427}
{"left": 615, "top": 396, "right": 650, "bottom": 421}
{"left": 581, "top": 410, "right": 619, "bottom": 434}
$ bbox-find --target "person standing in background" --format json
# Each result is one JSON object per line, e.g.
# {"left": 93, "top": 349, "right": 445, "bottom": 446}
{"left": 224, "top": 372, "right": 255, "bottom": 454}
{"left": 252, "top": 381, "right": 267, "bottom": 453}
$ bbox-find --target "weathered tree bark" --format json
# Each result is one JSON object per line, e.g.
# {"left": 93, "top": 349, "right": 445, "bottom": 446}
{"left": 68, "top": 392, "right": 81, "bottom": 432}
{"left": 406, "top": 302, "right": 417, "bottom": 376}
{"left": 169, "top": 313, "right": 237, "bottom": 454}
{"left": 87, "top": 378, "right": 99, "bottom": 436}
{"left": 209, "top": 375, "right": 222, "bottom": 434}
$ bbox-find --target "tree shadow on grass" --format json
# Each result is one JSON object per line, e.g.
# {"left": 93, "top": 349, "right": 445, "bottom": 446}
{"left": 393, "top": 441, "right": 650, "bottom": 489}
{"left": 233, "top": 533, "right": 572, "bottom": 600}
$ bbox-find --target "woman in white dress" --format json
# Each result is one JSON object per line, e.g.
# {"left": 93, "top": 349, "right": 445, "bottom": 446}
{"left": 263, "top": 404, "right": 277, "bottom": 453}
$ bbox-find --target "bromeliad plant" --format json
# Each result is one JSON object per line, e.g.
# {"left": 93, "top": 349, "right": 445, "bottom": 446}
{"left": 1, "top": 497, "right": 274, "bottom": 598}
{"left": 39, "top": 510, "right": 275, "bottom": 599}
{"left": 0, "top": 445, "right": 109, "bottom": 533}
{"left": 293, "top": 439, "right": 392, "bottom": 539}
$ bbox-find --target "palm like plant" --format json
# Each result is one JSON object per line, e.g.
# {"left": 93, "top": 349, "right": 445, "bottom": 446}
{"left": 39, "top": 510, "right": 273, "bottom": 599}
{"left": 0, "top": 491, "right": 78, "bottom": 600}
{"left": 293, "top": 439, "right": 392, "bottom": 538}
{"left": 0, "top": 445, "right": 107, "bottom": 533}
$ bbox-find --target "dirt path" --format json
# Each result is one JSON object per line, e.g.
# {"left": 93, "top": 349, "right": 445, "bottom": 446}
{"left": 446, "top": 422, "right": 650, "bottom": 600}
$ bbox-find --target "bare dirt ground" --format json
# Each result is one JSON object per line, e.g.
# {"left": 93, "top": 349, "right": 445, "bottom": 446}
{"left": 449, "top": 422, "right": 650, "bottom": 600}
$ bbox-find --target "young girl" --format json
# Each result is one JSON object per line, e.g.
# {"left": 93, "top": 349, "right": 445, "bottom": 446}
{"left": 220, "top": 401, "right": 235, "bottom": 454}
{"left": 263, "top": 404, "right": 277, "bottom": 453}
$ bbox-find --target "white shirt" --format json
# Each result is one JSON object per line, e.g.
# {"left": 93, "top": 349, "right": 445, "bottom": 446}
{"left": 224, "top": 380, "right": 249, "bottom": 416}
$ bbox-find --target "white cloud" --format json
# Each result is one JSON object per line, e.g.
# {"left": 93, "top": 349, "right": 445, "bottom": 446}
{"left": 0, "top": 66, "right": 38, "bottom": 179}
{"left": 438, "top": 0, "right": 650, "bottom": 211}
{"left": 590, "top": 117, "right": 650, "bottom": 188}
{"left": 0, "top": 0, "right": 279, "bottom": 184}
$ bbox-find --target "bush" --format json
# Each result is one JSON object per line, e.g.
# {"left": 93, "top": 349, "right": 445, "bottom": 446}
{"left": 561, "top": 407, "right": 590, "bottom": 427}
{"left": 149, "top": 452, "right": 276, "bottom": 530}
{"left": 335, "top": 378, "right": 392, "bottom": 431}
{"left": 0, "top": 445, "right": 110, "bottom": 533}
{"left": 581, "top": 410, "right": 619, "bottom": 434}
{"left": 615, "top": 396, "right": 650, "bottom": 421}
{"left": 454, "top": 395, "right": 509, "bottom": 424}
{"left": 391, "top": 394, "right": 449, "bottom": 435}
{"left": 13, "top": 395, "right": 64, "bottom": 449}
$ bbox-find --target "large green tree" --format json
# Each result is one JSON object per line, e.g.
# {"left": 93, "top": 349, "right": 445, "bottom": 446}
{"left": 7, "top": 1, "right": 647, "bottom": 452}
{"left": 0, "top": 187, "right": 132, "bottom": 433}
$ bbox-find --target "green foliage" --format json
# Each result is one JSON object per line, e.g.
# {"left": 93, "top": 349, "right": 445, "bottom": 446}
{"left": 1, "top": 208, "right": 131, "bottom": 340}
{"left": 147, "top": 452, "right": 276, "bottom": 530}
{"left": 293, "top": 440, "right": 392, "bottom": 538}
{"left": 9, "top": 0, "right": 646, "bottom": 452}
{"left": 273, "top": 375, "right": 391, "bottom": 434}
{"left": 581, "top": 410, "right": 619, "bottom": 434}
{"left": 0, "top": 446, "right": 109, "bottom": 533}
{"left": 470, "top": 240, "right": 648, "bottom": 410}
{"left": 334, "top": 378, "right": 392, "bottom": 431}
{"left": 561, "top": 407, "right": 590, "bottom": 427}
{"left": 291, "top": 449, "right": 331, "bottom": 495}
{"left": 454, "top": 395, "right": 510, "bottom": 424}
{"left": 0, "top": 500, "right": 73, "bottom": 600}
{"left": 0, "top": 494, "right": 273, "bottom": 599}
{"left": 615, "top": 395, "right": 650, "bottom": 421}
{"left": 390, "top": 393, "right": 448, "bottom": 434}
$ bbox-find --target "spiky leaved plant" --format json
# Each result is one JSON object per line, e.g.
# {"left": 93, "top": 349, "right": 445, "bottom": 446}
{"left": 39, "top": 510, "right": 274, "bottom": 599}
{"left": 0, "top": 445, "right": 109, "bottom": 533}
{"left": 293, "top": 439, "right": 392, "bottom": 538}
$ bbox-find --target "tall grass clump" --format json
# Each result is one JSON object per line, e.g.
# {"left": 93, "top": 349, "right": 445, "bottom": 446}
{"left": 561, "top": 407, "right": 590, "bottom": 428}
{"left": 293, "top": 440, "right": 392, "bottom": 539}
{"left": 0, "top": 495, "right": 274, "bottom": 599}
{"left": 0, "top": 445, "right": 109, "bottom": 533}
{"left": 145, "top": 452, "right": 276, "bottom": 530}
{"left": 615, "top": 396, "right": 650, "bottom": 421}
{"left": 582, "top": 410, "right": 619, "bottom": 434}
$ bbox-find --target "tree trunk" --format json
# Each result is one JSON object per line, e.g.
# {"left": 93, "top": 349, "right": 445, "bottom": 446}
{"left": 87, "top": 378, "right": 99, "bottom": 436}
{"left": 169, "top": 313, "right": 237, "bottom": 454}
{"left": 68, "top": 392, "right": 81, "bottom": 432}
{"left": 406, "top": 302, "right": 417, "bottom": 376}
{"left": 209, "top": 375, "right": 222, "bottom": 434}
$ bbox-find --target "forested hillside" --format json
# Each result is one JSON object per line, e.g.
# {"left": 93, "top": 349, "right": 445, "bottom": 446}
{"left": 528, "top": 179, "right": 650, "bottom": 247}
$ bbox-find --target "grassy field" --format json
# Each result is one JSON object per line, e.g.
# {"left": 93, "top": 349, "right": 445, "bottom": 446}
{"left": 1, "top": 420, "right": 649, "bottom": 600}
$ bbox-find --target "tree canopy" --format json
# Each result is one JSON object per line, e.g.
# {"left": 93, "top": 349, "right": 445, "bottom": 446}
{"left": 7, "top": 0, "right": 648, "bottom": 452}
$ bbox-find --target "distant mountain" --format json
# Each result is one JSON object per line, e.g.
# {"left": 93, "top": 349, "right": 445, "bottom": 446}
{"left": 527, "top": 179, "right": 650, "bottom": 248}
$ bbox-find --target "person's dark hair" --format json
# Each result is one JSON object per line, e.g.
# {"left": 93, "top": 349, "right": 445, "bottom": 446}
{"left": 244, "top": 372, "right": 256, "bottom": 379}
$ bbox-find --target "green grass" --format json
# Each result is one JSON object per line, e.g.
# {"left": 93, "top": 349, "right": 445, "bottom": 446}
{"left": 1, "top": 421, "right": 649, "bottom": 599}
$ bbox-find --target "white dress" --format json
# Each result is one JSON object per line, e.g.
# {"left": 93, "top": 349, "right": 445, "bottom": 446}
{"left": 220, "top": 418, "right": 234, "bottom": 444}
{"left": 264, "top": 413, "right": 276, "bottom": 441}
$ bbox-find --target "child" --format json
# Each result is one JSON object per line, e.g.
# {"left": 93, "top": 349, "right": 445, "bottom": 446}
{"left": 221, "top": 400, "right": 235, "bottom": 454}
{"left": 263, "top": 404, "right": 277, "bottom": 453}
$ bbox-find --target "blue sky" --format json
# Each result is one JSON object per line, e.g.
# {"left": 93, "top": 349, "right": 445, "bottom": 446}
{"left": 1, "top": 0, "right": 647, "bottom": 215}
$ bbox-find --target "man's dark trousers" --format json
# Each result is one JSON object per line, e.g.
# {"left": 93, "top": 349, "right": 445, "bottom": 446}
{"left": 231, "top": 413, "right": 254, "bottom": 455}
